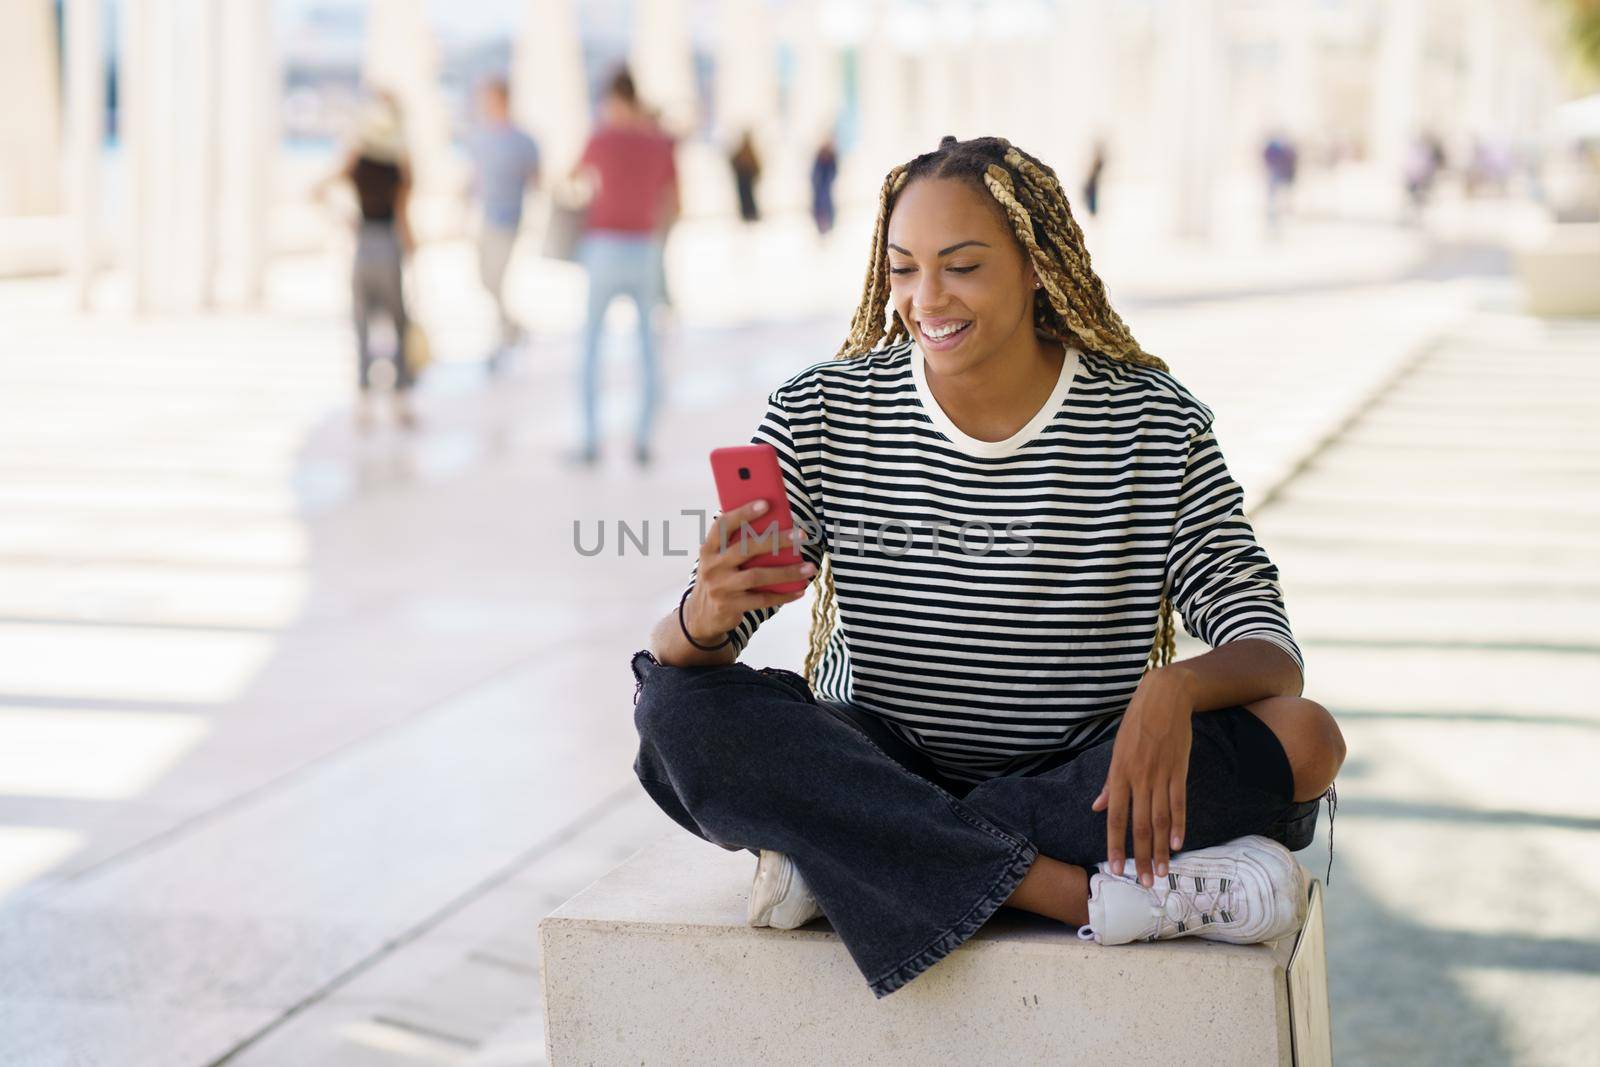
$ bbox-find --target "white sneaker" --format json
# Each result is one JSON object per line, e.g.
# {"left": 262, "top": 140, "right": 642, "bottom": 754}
{"left": 1077, "top": 835, "right": 1307, "bottom": 946}
{"left": 746, "top": 849, "right": 823, "bottom": 929}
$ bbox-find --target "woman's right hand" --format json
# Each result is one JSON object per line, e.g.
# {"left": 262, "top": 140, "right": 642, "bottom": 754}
{"left": 684, "top": 499, "right": 815, "bottom": 643}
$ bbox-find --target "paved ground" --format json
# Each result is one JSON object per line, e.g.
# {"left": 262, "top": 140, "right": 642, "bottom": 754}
{"left": 1255, "top": 307, "right": 1600, "bottom": 1066}
{"left": 0, "top": 205, "right": 1593, "bottom": 1065}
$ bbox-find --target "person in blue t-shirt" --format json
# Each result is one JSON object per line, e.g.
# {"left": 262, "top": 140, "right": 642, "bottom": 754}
{"left": 468, "top": 78, "right": 541, "bottom": 366}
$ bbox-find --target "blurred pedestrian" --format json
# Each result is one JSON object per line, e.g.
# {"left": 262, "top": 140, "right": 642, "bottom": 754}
{"left": 1404, "top": 131, "right": 1446, "bottom": 219}
{"left": 467, "top": 76, "right": 541, "bottom": 372}
{"left": 1262, "top": 131, "right": 1297, "bottom": 236}
{"left": 1465, "top": 135, "right": 1511, "bottom": 198}
{"left": 811, "top": 137, "right": 838, "bottom": 235}
{"left": 731, "top": 131, "right": 762, "bottom": 223}
{"left": 1081, "top": 140, "right": 1106, "bottom": 217}
{"left": 318, "top": 91, "right": 418, "bottom": 431}
{"left": 568, "top": 67, "right": 680, "bottom": 467}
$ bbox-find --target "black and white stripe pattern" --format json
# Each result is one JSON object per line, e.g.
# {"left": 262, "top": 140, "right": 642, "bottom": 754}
{"left": 686, "top": 339, "right": 1303, "bottom": 785}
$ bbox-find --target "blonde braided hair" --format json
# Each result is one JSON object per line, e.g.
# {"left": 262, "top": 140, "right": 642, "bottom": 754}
{"left": 804, "top": 135, "right": 1178, "bottom": 687}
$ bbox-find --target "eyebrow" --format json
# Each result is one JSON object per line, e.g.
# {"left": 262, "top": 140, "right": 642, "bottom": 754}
{"left": 887, "top": 240, "right": 991, "bottom": 257}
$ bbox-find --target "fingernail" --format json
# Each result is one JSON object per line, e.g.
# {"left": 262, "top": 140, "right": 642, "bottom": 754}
{"left": 753, "top": 500, "right": 767, "bottom": 513}
{"left": 1141, "top": 873, "right": 1152, "bottom": 888}
{"left": 1172, "top": 835, "right": 1183, "bottom": 851}
{"left": 1156, "top": 862, "right": 1167, "bottom": 878}
{"left": 800, "top": 563, "right": 816, "bottom": 575}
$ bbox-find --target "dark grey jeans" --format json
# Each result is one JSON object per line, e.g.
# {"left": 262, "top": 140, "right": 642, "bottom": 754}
{"left": 352, "top": 221, "right": 411, "bottom": 392}
{"left": 630, "top": 649, "right": 1318, "bottom": 998}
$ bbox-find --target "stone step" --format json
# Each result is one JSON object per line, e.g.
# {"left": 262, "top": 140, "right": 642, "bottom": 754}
{"left": 1269, "top": 545, "right": 1600, "bottom": 593}
{"left": 1308, "top": 441, "right": 1600, "bottom": 476}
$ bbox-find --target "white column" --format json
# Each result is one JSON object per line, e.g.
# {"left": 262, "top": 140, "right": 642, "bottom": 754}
{"left": 1277, "top": 0, "right": 1317, "bottom": 142}
{"left": 1369, "top": 0, "right": 1421, "bottom": 187}
{"left": 714, "top": 0, "right": 780, "bottom": 145}
{"left": 512, "top": 0, "right": 590, "bottom": 175}
{"left": 123, "top": 0, "right": 220, "bottom": 313}
{"left": 853, "top": 2, "right": 908, "bottom": 183}
{"left": 122, "top": 0, "right": 153, "bottom": 308}
{"left": 1464, "top": 0, "right": 1502, "bottom": 137}
{"left": 817, "top": 0, "right": 876, "bottom": 209}
{"left": 363, "top": 0, "right": 452, "bottom": 194}
{"left": 983, "top": 0, "right": 1050, "bottom": 154}
{"left": 1054, "top": 0, "right": 1114, "bottom": 195}
{"left": 630, "top": 0, "right": 697, "bottom": 138}
{"left": 1164, "top": 0, "right": 1222, "bottom": 240}
{"left": 215, "top": 0, "right": 277, "bottom": 306}
{"left": 0, "top": 0, "right": 63, "bottom": 217}
{"left": 941, "top": 0, "right": 981, "bottom": 142}
{"left": 784, "top": 0, "right": 843, "bottom": 149}
{"left": 968, "top": 12, "right": 1008, "bottom": 145}
{"left": 711, "top": 0, "right": 782, "bottom": 215}
{"left": 1506, "top": 0, "right": 1562, "bottom": 146}
{"left": 777, "top": 0, "right": 843, "bottom": 214}
{"left": 914, "top": 4, "right": 965, "bottom": 150}
{"left": 64, "top": 0, "right": 105, "bottom": 308}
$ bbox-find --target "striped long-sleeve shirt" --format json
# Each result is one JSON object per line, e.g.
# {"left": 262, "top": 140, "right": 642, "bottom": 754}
{"left": 684, "top": 338, "right": 1303, "bottom": 785}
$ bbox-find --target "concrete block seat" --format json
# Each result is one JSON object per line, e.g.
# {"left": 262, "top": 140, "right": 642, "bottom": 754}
{"left": 1514, "top": 223, "right": 1600, "bottom": 315}
{"left": 541, "top": 833, "right": 1331, "bottom": 1065}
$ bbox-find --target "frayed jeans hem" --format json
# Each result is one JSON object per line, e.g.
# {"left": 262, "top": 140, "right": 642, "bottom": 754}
{"left": 866, "top": 841, "right": 1039, "bottom": 999}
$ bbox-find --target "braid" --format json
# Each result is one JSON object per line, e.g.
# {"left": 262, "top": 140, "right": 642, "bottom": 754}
{"left": 801, "top": 553, "right": 838, "bottom": 683}
{"left": 995, "top": 147, "right": 1166, "bottom": 371}
{"left": 808, "top": 136, "right": 1178, "bottom": 690}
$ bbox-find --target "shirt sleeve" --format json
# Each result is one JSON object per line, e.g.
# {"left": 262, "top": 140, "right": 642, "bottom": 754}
{"left": 680, "top": 387, "right": 826, "bottom": 654}
{"left": 1164, "top": 421, "right": 1305, "bottom": 681}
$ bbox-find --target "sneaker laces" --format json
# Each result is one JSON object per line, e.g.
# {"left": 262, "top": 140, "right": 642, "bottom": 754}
{"left": 1157, "top": 874, "right": 1245, "bottom": 937}
{"left": 1079, "top": 872, "right": 1247, "bottom": 942}
{"left": 1324, "top": 781, "right": 1338, "bottom": 884}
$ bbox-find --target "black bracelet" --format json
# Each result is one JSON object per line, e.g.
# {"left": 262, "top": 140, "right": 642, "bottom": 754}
{"left": 679, "top": 586, "right": 733, "bottom": 652}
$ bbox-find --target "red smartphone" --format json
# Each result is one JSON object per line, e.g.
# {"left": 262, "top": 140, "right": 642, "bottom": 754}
{"left": 709, "top": 443, "right": 806, "bottom": 594}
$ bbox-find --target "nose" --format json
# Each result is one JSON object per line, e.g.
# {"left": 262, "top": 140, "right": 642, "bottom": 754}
{"left": 912, "top": 272, "right": 948, "bottom": 316}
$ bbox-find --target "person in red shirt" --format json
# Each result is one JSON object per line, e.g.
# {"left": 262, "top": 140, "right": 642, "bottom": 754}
{"left": 568, "top": 67, "right": 681, "bottom": 467}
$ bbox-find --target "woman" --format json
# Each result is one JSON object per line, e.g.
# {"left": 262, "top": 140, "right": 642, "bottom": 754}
{"left": 568, "top": 68, "right": 680, "bottom": 467}
{"left": 632, "top": 136, "right": 1346, "bottom": 998}
{"left": 324, "top": 93, "right": 418, "bottom": 430}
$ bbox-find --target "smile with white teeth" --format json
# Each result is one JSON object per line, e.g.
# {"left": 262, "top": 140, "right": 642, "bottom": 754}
{"left": 922, "top": 321, "right": 971, "bottom": 340}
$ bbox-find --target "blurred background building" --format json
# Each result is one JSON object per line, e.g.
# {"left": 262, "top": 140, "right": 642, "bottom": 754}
{"left": 0, "top": 0, "right": 1590, "bottom": 309}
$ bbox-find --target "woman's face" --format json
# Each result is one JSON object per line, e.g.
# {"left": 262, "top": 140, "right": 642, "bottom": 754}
{"left": 885, "top": 177, "right": 1037, "bottom": 376}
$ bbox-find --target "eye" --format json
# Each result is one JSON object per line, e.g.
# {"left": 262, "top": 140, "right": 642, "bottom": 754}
{"left": 889, "top": 265, "right": 979, "bottom": 276}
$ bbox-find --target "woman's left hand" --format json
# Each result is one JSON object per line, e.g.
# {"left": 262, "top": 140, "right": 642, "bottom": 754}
{"left": 1092, "top": 665, "right": 1197, "bottom": 888}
